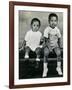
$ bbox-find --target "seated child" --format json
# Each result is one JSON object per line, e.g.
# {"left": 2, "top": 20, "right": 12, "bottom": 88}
{"left": 24, "top": 18, "right": 42, "bottom": 63}
{"left": 42, "top": 13, "right": 63, "bottom": 77}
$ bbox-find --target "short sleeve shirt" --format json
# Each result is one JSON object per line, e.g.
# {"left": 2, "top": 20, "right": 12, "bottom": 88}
{"left": 25, "top": 30, "right": 42, "bottom": 51}
{"left": 44, "top": 26, "right": 61, "bottom": 48}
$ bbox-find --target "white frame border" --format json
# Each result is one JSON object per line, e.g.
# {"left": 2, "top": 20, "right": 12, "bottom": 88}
{"left": 14, "top": 5, "right": 68, "bottom": 85}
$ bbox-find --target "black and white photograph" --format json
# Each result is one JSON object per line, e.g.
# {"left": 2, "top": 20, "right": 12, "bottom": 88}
{"left": 9, "top": 1, "right": 70, "bottom": 88}
{"left": 19, "top": 11, "right": 63, "bottom": 79}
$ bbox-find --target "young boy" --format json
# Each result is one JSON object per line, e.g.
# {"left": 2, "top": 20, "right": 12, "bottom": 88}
{"left": 24, "top": 18, "right": 42, "bottom": 63}
{"left": 42, "top": 13, "right": 63, "bottom": 77}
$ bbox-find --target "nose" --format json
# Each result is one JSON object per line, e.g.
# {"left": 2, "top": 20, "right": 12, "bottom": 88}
{"left": 35, "top": 26, "right": 38, "bottom": 29}
{"left": 52, "top": 21, "right": 55, "bottom": 24}
{"left": 52, "top": 23, "right": 55, "bottom": 25}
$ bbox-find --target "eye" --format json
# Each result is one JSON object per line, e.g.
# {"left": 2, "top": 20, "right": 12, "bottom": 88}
{"left": 50, "top": 20, "right": 53, "bottom": 22}
{"left": 34, "top": 24, "right": 35, "bottom": 26}
{"left": 37, "top": 25, "right": 39, "bottom": 27}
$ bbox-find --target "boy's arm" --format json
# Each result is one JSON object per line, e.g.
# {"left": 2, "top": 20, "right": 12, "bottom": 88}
{"left": 58, "top": 38, "right": 61, "bottom": 48}
{"left": 57, "top": 28, "right": 62, "bottom": 48}
{"left": 19, "top": 40, "right": 26, "bottom": 51}
{"left": 40, "top": 36, "right": 44, "bottom": 45}
{"left": 44, "top": 37, "right": 48, "bottom": 43}
{"left": 40, "top": 36, "right": 48, "bottom": 47}
{"left": 40, "top": 27, "right": 49, "bottom": 47}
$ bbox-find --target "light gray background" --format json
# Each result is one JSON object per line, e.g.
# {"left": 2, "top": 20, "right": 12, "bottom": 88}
{"left": 19, "top": 11, "right": 63, "bottom": 48}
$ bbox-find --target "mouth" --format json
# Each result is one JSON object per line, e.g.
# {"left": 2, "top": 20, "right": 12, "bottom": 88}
{"left": 52, "top": 24, "right": 55, "bottom": 28}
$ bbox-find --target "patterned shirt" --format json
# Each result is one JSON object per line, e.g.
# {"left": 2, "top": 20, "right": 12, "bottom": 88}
{"left": 44, "top": 26, "right": 61, "bottom": 49}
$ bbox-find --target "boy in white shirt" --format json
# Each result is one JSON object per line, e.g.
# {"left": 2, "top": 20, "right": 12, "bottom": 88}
{"left": 24, "top": 18, "right": 42, "bottom": 65}
{"left": 42, "top": 13, "right": 63, "bottom": 77}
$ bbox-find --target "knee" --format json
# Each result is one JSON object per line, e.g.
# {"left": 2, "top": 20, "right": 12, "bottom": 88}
{"left": 35, "top": 48, "right": 41, "bottom": 55}
{"left": 25, "top": 46, "right": 30, "bottom": 52}
{"left": 56, "top": 50, "right": 61, "bottom": 56}
{"left": 44, "top": 47, "right": 49, "bottom": 56}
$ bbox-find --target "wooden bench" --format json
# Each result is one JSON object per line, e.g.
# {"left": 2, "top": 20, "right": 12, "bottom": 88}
{"left": 19, "top": 48, "right": 63, "bottom": 61}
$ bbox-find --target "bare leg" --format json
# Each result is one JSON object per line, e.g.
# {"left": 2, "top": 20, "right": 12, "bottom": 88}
{"left": 24, "top": 46, "right": 30, "bottom": 58}
{"left": 54, "top": 47, "right": 62, "bottom": 75}
{"left": 35, "top": 47, "right": 41, "bottom": 61}
{"left": 35, "top": 47, "right": 41, "bottom": 68}
{"left": 42, "top": 47, "right": 49, "bottom": 77}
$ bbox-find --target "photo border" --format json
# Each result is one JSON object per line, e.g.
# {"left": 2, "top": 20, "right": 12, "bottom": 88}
{"left": 9, "top": 1, "right": 70, "bottom": 89}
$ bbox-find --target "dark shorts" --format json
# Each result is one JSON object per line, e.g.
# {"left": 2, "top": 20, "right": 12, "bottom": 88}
{"left": 25, "top": 46, "right": 41, "bottom": 58}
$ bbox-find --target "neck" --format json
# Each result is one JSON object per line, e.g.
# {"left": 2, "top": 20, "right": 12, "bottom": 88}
{"left": 50, "top": 26, "right": 56, "bottom": 29}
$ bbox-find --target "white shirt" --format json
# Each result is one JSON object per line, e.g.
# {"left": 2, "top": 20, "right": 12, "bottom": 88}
{"left": 44, "top": 26, "right": 61, "bottom": 48}
{"left": 25, "top": 30, "right": 42, "bottom": 51}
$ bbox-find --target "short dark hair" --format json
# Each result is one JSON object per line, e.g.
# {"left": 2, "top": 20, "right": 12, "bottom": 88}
{"left": 48, "top": 13, "right": 58, "bottom": 22}
{"left": 31, "top": 18, "right": 41, "bottom": 27}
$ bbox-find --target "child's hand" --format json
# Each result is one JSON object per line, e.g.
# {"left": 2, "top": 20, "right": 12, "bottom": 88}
{"left": 58, "top": 38, "right": 63, "bottom": 49}
{"left": 19, "top": 40, "right": 26, "bottom": 51}
{"left": 40, "top": 36, "right": 45, "bottom": 45}
{"left": 19, "top": 42, "right": 23, "bottom": 51}
{"left": 39, "top": 45, "right": 43, "bottom": 48}
{"left": 23, "top": 40, "right": 26, "bottom": 47}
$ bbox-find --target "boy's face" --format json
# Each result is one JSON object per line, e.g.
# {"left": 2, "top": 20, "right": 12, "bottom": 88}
{"left": 49, "top": 16, "right": 58, "bottom": 29}
{"left": 31, "top": 21, "right": 40, "bottom": 32}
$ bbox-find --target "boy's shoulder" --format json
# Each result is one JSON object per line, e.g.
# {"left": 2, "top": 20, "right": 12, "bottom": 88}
{"left": 55, "top": 26, "right": 59, "bottom": 30}
{"left": 45, "top": 26, "right": 50, "bottom": 29}
{"left": 45, "top": 26, "right": 60, "bottom": 30}
{"left": 26, "top": 29, "right": 32, "bottom": 33}
{"left": 55, "top": 27, "right": 60, "bottom": 32}
{"left": 27, "top": 30, "right": 42, "bottom": 35}
{"left": 36, "top": 31, "right": 42, "bottom": 36}
{"left": 37, "top": 31, "right": 42, "bottom": 33}
{"left": 44, "top": 26, "right": 51, "bottom": 32}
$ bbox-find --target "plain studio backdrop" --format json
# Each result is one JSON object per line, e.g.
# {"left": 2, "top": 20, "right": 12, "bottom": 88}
{"left": 0, "top": 0, "right": 72, "bottom": 90}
